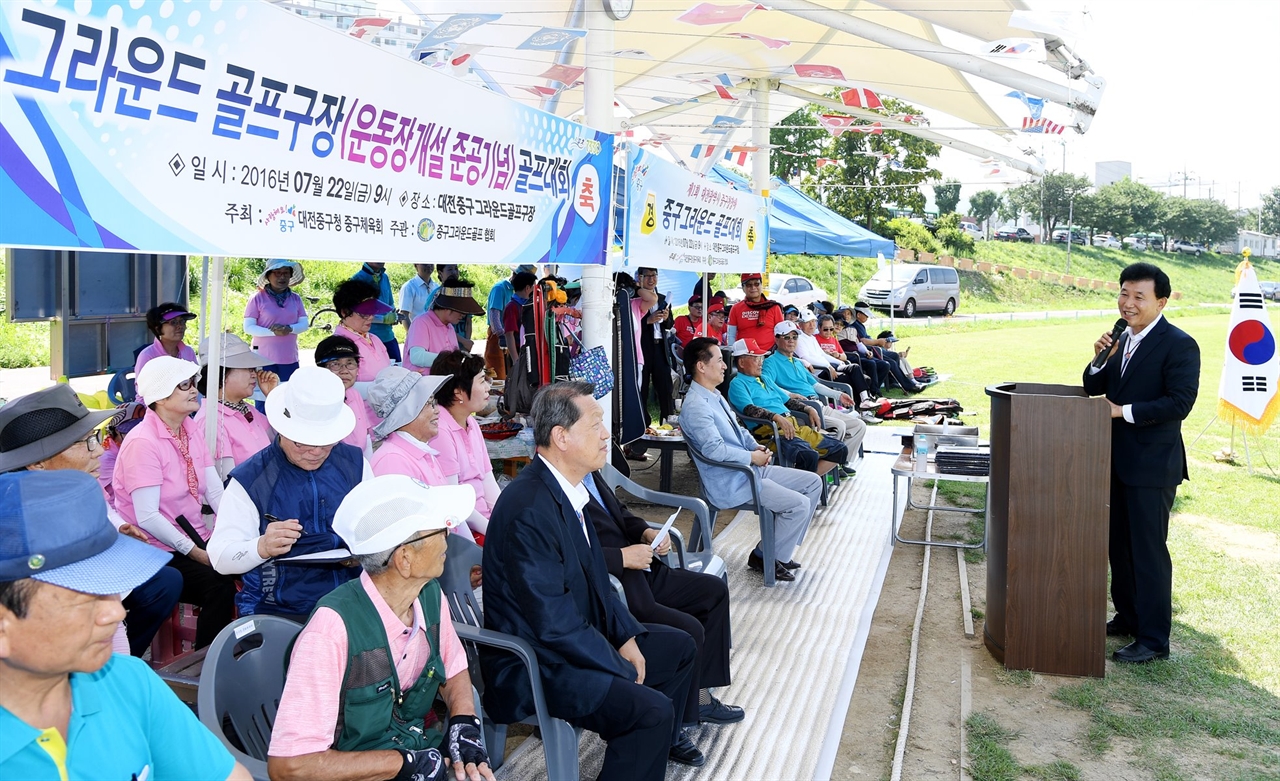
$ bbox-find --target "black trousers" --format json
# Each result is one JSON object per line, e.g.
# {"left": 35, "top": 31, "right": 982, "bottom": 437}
{"left": 1109, "top": 478, "right": 1177, "bottom": 653}
{"left": 572, "top": 624, "right": 696, "bottom": 781}
{"left": 123, "top": 565, "right": 183, "bottom": 656}
{"left": 166, "top": 553, "right": 238, "bottom": 649}
{"left": 623, "top": 564, "right": 732, "bottom": 723}
{"left": 639, "top": 337, "right": 675, "bottom": 422}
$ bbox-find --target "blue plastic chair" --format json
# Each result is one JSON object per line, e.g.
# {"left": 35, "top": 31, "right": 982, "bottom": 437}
{"left": 439, "top": 535, "right": 581, "bottom": 778}
{"left": 683, "top": 436, "right": 782, "bottom": 587}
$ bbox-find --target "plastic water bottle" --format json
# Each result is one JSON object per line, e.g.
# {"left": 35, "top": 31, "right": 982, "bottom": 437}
{"left": 914, "top": 433, "right": 929, "bottom": 472}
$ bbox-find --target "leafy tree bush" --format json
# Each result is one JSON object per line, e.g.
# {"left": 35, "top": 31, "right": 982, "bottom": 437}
{"left": 935, "top": 213, "right": 975, "bottom": 255}
{"left": 883, "top": 217, "right": 940, "bottom": 255}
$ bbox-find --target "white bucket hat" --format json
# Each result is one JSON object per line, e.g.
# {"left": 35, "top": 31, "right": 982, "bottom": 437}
{"left": 136, "top": 356, "right": 202, "bottom": 403}
{"left": 199, "top": 333, "right": 269, "bottom": 370}
{"left": 368, "top": 366, "right": 452, "bottom": 440}
{"left": 333, "top": 475, "right": 474, "bottom": 555}
{"left": 265, "top": 367, "right": 355, "bottom": 446}
{"left": 256, "top": 258, "right": 305, "bottom": 289}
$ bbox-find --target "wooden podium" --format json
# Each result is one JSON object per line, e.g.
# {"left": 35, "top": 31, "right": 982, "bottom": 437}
{"left": 983, "top": 383, "right": 1111, "bottom": 678}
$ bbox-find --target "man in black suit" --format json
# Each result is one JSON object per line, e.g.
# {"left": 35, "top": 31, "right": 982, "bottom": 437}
{"left": 582, "top": 471, "right": 744, "bottom": 729}
{"left": 636, "top": 267, "right": 675, "bottom": 425}
{"left": 1083, "top": 262, "right": 1200, "bottom": 664}
{"left": 481, "top": 382, "right": 703, "bottom": 781}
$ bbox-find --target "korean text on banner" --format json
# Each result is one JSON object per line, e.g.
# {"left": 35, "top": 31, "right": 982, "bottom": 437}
{"left": 623, "top": 144, "right": 766, "bottom": 273}
{"left": 0, "top": 0, "right": 613, "bottom": 266}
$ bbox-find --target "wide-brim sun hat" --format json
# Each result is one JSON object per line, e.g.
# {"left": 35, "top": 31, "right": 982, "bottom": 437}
{"left": 136, "top": 356, "right": 202, "bottom": 403}
{"left": 368, "top": 367, "right": 452, "bottom": 440}
{"left": 199, "top": 333, "right": 269, "bottom": 370}
{"left": 266, "top": 367, "right": 355, "bottom": 446}
{"left": 352, "top": 298, "right": 394, "bottom": 317}
{"left": 256, "top": 258, "right": 305, "bottom": 289}
{"left": 332, "top": 474, "right": 474, "bottom": 556}
{"left": 433, "top": 283, "right": 485, "bottom": 316}
{"left": 0, "top": 471, "right": 170, "bottom": 594}
{"left": 0, "top": 385, "right": 115, "bottom": 472}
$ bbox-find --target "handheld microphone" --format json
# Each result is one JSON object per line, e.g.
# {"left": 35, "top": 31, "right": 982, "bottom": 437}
{"left": 1091, "top": 318, "right": 1128, "bottom": 369}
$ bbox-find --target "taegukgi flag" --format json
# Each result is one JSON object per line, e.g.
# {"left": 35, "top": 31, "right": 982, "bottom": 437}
{"left": 1218, "top": 256, "right": 1280, "bottom": 433}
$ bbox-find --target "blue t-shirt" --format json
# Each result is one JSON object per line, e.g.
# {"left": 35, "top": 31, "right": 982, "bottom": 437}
{"left": 763, "top": 351, "right": 819, "bottom": 397}
{"left": 728, "top": 372, "right": 791, "bottom": 417}
{"left": 0, "top": 655, "right": 236, "bottom": 781}
{"left": 352, "top": 265, "right": 397, "bottom": 343}
{"left": 486, "top": 279, "right": 516, "bottom": 334}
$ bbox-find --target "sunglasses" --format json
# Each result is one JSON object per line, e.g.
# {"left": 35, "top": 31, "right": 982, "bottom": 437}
{"left": 176, "top": 377, "right": 197, "bottom": 392}
{"left": 821, "top": 327, "right": 836, "bottom": 332}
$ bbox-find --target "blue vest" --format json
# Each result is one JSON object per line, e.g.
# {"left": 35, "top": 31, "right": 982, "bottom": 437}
{"left": 230, "top": 442, "right": 364, "bottom": 617}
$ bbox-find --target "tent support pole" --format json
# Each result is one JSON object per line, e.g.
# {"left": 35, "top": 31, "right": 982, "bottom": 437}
{"left": 198, "top": 256, "right": 209, "bottom": 347}
{"left": 621, "top": 79, "right": 752, "bottom": 129}
{"left": 775, "top": 82, "right": 1044, "bottom": 176}
{"left": 203, "top": 255, "right": 224, "bottom": 459}
{"left": 752, "top": 79, "right": 772, "bottom": 290}
{"left": 767, "top": 0, "right": 1103, "bottom": 132}
{"left": 584, "top": 0, "right": 616, "bottom": 433}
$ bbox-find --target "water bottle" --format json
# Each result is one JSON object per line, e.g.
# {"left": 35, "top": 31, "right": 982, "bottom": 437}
{"left": 914, "top": 433, "right": 929, "bottom": 472}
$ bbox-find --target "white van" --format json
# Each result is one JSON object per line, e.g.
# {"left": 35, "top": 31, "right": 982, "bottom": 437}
{"left": 857, "top": 263, "right": 961, "bottom": 318}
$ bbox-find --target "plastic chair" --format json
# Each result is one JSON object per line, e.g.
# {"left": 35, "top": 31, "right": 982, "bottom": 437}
{"left": 683, "top": 436, "right": 782, "bottom": 587}
{"left": 439, "top": 535, "right": 580, "bottom": 778}
{"left": 196, "top": 615, "right": 303, "bottom": 781}
{"left": 667, "top": 333, "right": 689, "bottom": 397}
{"left": 600, "top": 464, "right": 727, "bottom": 583}
{"left": 106, "top": 370, "right": 136, "bottom": 405}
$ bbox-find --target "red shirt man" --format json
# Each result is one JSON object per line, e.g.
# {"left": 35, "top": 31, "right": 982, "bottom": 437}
{"left": 727, "top": 273, "right": 783, "bottom": 350}
{"left": 672, "top": 295, "right": 707, "bottom": 347}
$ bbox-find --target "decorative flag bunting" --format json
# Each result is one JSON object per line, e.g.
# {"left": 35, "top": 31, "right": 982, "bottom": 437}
{"left": 518, "top": 27, "right": 587, "bottom": 51}
{"left": 540, "top": 64, "right": 586, "bottom": 85}
{"left": 613, "top": 49, "right": 654, "bottom": 59}
{"left": 677, "top": 2, "right": 768, "bottom": 26}
{"left": 725, "top": 32, "right": 790, "bottom": 49}
{"left": 614, "top": 130, "right": 636, "bottom": 138}
{"left": 889, "top": 113, "right": 928, "bottom": 125}
{"left": 1005, "top": 90, "right": 1046, "bottom": 120}
{"left": 702, "top": 115, "right": 746, "bottom": 133}
{"left": 816, "top": 158, "right": 840, "bottom": 168}
{"left": 983, "top": 37, "right": 1047, "bottom": 61}
{"left": 1020, "top": 117, "right": 1064, "bottom": 134}
{"left": 840, "top": 87, "right": 883, "bottom": 110}
{"left": 444, "top": 45, "right": 486, "bottom": 75}
{"left": 348, "top": 18, "right": 390, "bottom": 39}
{"left": 721, "top": 145, "right": 760, "bottom": 165}
{"left": 1219, "top": 259, "right": 1280, "bottom": 434}
{"left": 690, "top": 144, "right": 719, "bottom": 159}
{"left": 819, "top": 115, "right": 883, "bottom": 136}
{"left": 793, "top": 63, "right": 846, "bottom": 80}
{"left": 851, "top": 122, "right": 884, "bottom": 135}
{"left": 651, "top": 96, "right": 689, "bottom": 105}
{"left": 518, "top": 85, "right": 560, "bottom": 98}
{"left": 984, "top": 166, "right": 1005, "bottom": 178}
{"left": 639, "top": 133, "right": 672, "bottom": 148}
{"left": 417, "top": 13, "right": 502, "bottom": 48}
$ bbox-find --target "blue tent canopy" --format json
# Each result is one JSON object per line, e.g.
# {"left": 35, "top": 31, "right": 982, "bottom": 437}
{"left": 706, "top": 166, "right": 896, "bottom": 258}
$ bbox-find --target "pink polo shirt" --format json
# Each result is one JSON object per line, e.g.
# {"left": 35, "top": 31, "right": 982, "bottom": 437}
{"left": 404, "top": 310, "right": 459, "bottom": 375}
{"left": 432, "top": 412, "right": 494, "bottom": 518}
{"left": 113, "top": 411, "right": 213, "bottom": 550}
{"left": 342, "top": 386, "right": 373, "bottom": 450}
{"left": 369, "top": 432, "right": 448, "bottom": 485}
{"left": 134, "top": 338, "right": 198, "bottom": 380}
{"left": 268, "top": 571, "right": 467, "bottom": 758}
{"left": 334, "top": 323, "right": 391, "bottom": 383}
{"left": 194, "top": 398, "right": 274, "bottom": 468}
{"left": 244, "top": 289, "right": 307, "bottom": 364}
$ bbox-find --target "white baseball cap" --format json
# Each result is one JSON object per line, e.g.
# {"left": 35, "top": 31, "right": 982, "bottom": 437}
{"left": 773, "top": 321, "right": 801, "bottom": 337}
{"left": 136, "top": 356, "right": 202, "bottom": 403}
{"left": 798, "top": 309, "right": 817, "bottom": 323}
{"left": 266, "top": 367, "right": 355, "bottom": 446}
{"left": 333, "top": 475, "right": 474, "bottom": 555}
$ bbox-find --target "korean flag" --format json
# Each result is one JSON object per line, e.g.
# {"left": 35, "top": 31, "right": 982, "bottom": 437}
{"left": 1218, "top": 259, "right": 1280, "bottom": 433}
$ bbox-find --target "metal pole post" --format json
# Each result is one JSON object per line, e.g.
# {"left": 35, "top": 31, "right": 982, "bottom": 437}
{"left": 582, "top": 0, "right": 616, "bottom": 433}
{"left": 751, "top": 79, "right": 772, "bottom": 291}
{"left": 204, "top": 255, "right": 224, "bottom": 459}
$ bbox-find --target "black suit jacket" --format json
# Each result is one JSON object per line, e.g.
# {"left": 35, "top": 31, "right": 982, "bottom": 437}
{"left": 585, "top": 472, "right": 668, "bottom": 592}
{"left": 639, "top": 292, "right": 673, "bottom": 346}
{"left": 480, "top": 457, "right": 646, "bottom": 724}
{"left": 1081, "top": 316, "right": 1200, "bottom": 488}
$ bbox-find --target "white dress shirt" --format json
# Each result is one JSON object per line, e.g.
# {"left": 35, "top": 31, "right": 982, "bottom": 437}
{"left": 538, "top": 455, "right": 592, "bottom": 546}
{"left": 1089, "top": 313, "right": 1164, "bottom": 424}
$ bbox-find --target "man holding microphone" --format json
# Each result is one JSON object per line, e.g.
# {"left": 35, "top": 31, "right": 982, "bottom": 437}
{"left": 1083, "top": 262, "right": 1199, "bottom": 664}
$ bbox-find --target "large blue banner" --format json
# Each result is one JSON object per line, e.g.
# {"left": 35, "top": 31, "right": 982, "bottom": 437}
{"left": 0, "top": 0, "right": 612, "bottom": 265}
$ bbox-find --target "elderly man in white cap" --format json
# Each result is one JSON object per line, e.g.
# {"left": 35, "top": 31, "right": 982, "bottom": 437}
{"left": 208, "top": 367, "right": 372, "bottom": 622}
{"left": 0, "top": 470, "right": 252, "bottom": 781}
{"left": 268, "top": 475, "right": 493, "bottom": 781}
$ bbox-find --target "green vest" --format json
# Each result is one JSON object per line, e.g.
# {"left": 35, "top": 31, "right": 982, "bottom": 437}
{"left": 312, "top": 578, "right": 448, "bottom": 753}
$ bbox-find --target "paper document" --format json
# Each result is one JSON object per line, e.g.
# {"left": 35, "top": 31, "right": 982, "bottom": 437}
{"left": 280, "top": 547, "right": 353, "bottom": 563}
{"left": 651, "top": 508, "right": 680, "bottom": 550}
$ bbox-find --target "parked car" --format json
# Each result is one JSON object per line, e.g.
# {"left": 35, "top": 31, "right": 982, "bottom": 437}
{"left": 1052, "top": 229, "right": 1087, "bottom": 245}
{"left": 960, "top": 222, "right": 984, "bottom": 241}
{"left": 857, "top": 263, "right": 961, "bottom": 318}
{"left": 994, "top": 227, "right": 1035, "bottom": 242}
{"left": 1172, "top": 240, "right": 1206, "bottom": 256}
{"left": 1092, "top": 234, "right": 1122, "bottom": 249}
{"left": 1260, "top": 281, "right": 1279, "bottom": 301}
{"left": 1122, "top": 236, "right": 1149, "bottom": 251}
{"left": 721, "top": 273, "right": 828, "bottom": 309}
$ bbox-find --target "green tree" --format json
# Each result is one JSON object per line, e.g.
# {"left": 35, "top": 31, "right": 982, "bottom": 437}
{"left": 1094, "top": 178, "right": 1163, "bottom": 238}
{"left": 1158, "top": 197, "right": 1238, "bottom": 246}
{"left": 933, "top": 179, "right": 961, "bottom": 215}
{"left": 1005, "top": 171, "right": 1092, "bottom": 238}
{"left": 935, "top": 212, "right": 974, "bottom": 255}
{"left": 770, "top": 105, "right": 828, "bottom": 181}
{"left": 968, "top": 190, "right": 1002, "bottom": 238}
{"left": 1261, "top": 185, "right": 1280, "bottom": 235}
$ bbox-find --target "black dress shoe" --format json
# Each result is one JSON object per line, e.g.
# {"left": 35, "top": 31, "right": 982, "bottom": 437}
{"left": 748, "top": 551, "right": 795, "bottom": 581}
{"left": 771, "top": 563, "right": 796, "bottom": 582}
{"left": 1113, "top": 641, "right": 1169, "bottom": 664}
{"left": 1106, "top": 619, "right": 1134, "bottom": 637}
{"left": 780, "top": 560, "right": 802, "bottom": 570}
{"left": 699, "top": 696, "right": 745, "bottom": 724}
{"left": 669, "top": 731, "right": 706, "bottom": 767}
